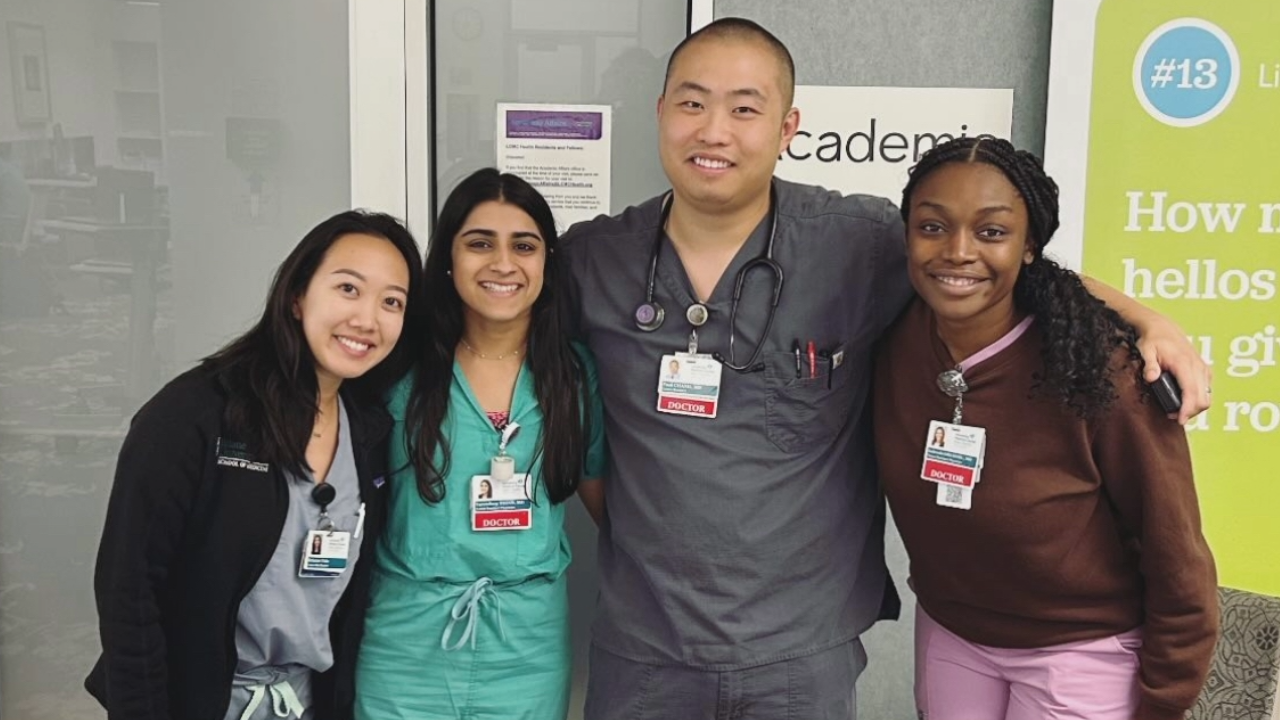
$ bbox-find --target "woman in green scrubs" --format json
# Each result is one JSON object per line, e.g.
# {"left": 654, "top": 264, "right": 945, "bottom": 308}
{"left": 356, "top": 169, "right": 605, "bottom": 720}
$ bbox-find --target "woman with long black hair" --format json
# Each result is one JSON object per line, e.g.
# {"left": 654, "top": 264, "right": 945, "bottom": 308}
{"left": 87, "top": 211, "right": 424, "bottom": 720}
{"left": 356, "top": 169, "right": 605, "bottom": 720}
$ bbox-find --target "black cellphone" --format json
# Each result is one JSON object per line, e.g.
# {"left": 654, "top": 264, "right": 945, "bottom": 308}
{"left": 1150, "top": 371, "right": 1183, "bottom": 414}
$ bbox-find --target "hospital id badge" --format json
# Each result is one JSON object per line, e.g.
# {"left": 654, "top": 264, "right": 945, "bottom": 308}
{"left": 920, "top": 420, "right": 986, "bottom": 488}
{"left": 299, "top": 530, "right": 351, "bottom": 578}
{"left": 656, "top": 352, "right": 722, "bottom": 419}
{"left": 471, "top": 473, "right": 533, "bottom": 531}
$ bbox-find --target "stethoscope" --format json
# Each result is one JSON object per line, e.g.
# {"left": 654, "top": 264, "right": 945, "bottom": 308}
{"left": 634, "top": 183, "right": 784, "bottom": 373}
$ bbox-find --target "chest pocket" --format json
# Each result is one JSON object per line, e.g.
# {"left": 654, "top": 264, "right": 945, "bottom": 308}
{"left": 763, "top": 345, "right": 862, "bottom": 454}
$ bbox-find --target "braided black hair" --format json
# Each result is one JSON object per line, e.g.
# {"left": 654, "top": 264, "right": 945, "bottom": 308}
{"left": 901, "top": 137, "right": 1142, "bottom": 417}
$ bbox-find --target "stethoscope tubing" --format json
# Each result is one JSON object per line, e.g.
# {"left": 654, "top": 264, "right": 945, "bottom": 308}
{"left": 636, "top": 183, "right": 783, "bottom": 372}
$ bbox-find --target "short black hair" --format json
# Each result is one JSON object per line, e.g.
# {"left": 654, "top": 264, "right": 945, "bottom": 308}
{"left": 663, "top": 17, "right": 796, "bottom": 109}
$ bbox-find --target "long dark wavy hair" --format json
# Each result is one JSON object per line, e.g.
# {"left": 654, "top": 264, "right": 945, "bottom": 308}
{"left": 200, "top": 211, "right": 425, "bottom": 476}
{"left": 405, "top": 168, "right": 588, "bottom": 505}
{"left": 901, "top": 137, "right": 1142, "bottom": 417}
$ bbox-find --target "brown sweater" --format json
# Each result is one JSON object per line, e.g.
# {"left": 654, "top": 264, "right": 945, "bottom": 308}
{"left": 874, "top": 300, "right": 1217, "bottom": 720}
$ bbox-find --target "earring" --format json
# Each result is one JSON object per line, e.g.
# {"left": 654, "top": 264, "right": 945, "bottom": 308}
{"left": 446, "top": 269, "right": 452, "bottom": 276}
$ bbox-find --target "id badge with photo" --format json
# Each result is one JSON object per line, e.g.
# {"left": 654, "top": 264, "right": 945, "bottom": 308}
{"left": 299, "top": 530, "right": 351, "bottom": 578}
{"left": 919, "top": 420, "right": 986, "bottom": 489}
{"left": 656, "top": 352, "right": 722, "bottom": 419}
{"left": 471, "top": 473, "right": 534, "bottom": 531}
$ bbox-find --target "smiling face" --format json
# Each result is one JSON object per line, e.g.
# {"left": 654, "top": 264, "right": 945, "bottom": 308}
{"left": 451, "top": 200, "right": 546, "bottom": 332}
{"left": 657, "top": 36, "right": 799, "bottom": 216}
{"left": 906, "top": 161, "right": 1035, "bottom": 350}
{"left": 294, "top": 232, "right": 410, "bottom": 393}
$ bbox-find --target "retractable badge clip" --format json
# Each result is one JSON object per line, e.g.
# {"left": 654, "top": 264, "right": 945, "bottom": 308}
{"left": 491, "top": 422, "right": 521, "bottom": 481}
{"left": 936, "top": 368, "right": 968, "bottom": 424}
{"left": 311, "top": 482, "right": 337, "bottom": 531}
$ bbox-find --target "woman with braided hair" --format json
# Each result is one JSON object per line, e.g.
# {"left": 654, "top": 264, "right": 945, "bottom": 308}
{"left": 873, "top": 137, "right": 1218, "bottom": 720}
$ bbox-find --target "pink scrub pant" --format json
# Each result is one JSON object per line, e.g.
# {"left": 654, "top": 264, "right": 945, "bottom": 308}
{"left": 915, "top": 606, "right": 1143, "bottom": 720}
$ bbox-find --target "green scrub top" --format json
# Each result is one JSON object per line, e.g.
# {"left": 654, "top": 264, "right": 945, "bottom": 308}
{"left": 376, "top": 347, "right": 607, "bottom": 585}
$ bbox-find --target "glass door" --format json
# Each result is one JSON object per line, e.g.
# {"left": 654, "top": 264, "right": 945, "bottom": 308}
{"left": 414, "top": 3, "right": 690, "bottom": 717}
{"left": 0, "top": 0, "right": 403, "bottom": 715}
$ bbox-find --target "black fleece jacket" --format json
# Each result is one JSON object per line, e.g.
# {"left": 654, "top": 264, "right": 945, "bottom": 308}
{"left": 85, "top": 366, "right": 391, "bottom": 720}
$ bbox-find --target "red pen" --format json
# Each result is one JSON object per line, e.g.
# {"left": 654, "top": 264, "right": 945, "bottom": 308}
{"left": 807, "top": 341, "right": 816, "bottom": 379}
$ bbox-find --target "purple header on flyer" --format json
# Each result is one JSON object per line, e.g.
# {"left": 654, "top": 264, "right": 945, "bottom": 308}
{"left": 505, "top": 110, "right": 603, "bottom": 140}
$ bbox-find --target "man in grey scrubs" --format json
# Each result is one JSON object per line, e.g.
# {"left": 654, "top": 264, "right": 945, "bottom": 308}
{"left": 563, "top": 17, "right": 1211, "bottom": 719}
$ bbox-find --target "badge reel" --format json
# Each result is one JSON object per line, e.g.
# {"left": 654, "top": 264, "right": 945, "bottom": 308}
{"left": 919, "top": 369, "right": 987, "bottom": 510}
{"left": 472, "top": 423, "right": 534, "bottom": 532}
{"left": 299, "top": 481, "right": 354, "bottom": 578}
{"left": 944, "top": 368, "right": 989, "bottom": 424}
{"left": 491, "top": 423, "right": 519, "bottom": 483}
{"left": 312, "top": 482, "right": 337, "bottom": 529}
{"left": 685, "top": 303, "right": 709, "bottom": 328}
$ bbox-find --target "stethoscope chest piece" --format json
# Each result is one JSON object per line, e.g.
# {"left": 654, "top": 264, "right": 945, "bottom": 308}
{"left": 635, "top": 301, "right": 665, "bottom": 332}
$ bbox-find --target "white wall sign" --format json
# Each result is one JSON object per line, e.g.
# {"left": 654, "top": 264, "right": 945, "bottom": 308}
{"left": 777, "top": 86, "right": 1014, "bottom": 204}
{"left": 496, "top": 102, "right": 612, "bottom": 231}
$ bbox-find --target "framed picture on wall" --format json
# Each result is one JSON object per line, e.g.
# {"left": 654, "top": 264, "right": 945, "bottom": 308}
{"left": 7, "top": 22, "right": 52, "bottom": 124}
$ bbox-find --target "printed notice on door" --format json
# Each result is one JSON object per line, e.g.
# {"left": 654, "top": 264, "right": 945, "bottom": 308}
{"left": 496, "top": 103, "right": 612, "bottom": 231}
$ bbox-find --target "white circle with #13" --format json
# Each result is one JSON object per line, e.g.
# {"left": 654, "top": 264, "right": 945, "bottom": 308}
{"left": 1132, "top": 17, "right": 1240, "bottom": 128}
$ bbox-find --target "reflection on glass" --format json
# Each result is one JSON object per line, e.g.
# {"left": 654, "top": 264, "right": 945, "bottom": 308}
{"left": 0, "top": 1, "right": 350, "bottom": 716}
{"left": 433, "top": 0, "right": 681, "bottom": 211}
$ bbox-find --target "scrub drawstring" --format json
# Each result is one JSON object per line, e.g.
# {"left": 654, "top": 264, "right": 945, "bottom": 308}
{"left": 238, "top": 679, "right": 305, "bottom": 720}
{"left": 441, "top": 576, "right": 506, "bottom": 651}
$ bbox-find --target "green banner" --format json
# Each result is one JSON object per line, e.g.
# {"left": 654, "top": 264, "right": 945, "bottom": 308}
{"left": 1082, "top": 1, "right": 1279, "bottom": 593}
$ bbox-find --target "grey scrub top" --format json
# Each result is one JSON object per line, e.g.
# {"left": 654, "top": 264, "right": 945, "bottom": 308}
{"left": 224, "top": 398, "right": 364, "bottom": 720}
{"left": 562, "top": 179, "right": 913, "bottom": 670}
